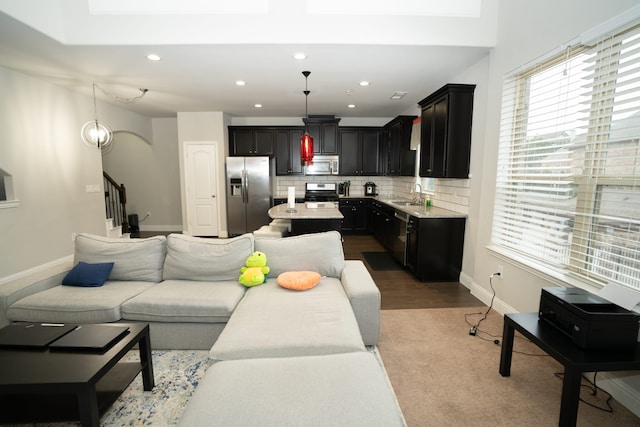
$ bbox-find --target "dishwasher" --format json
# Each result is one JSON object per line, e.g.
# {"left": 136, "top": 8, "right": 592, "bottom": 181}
{"left": 390, "top": 210, "right": 409, "bottom": 267}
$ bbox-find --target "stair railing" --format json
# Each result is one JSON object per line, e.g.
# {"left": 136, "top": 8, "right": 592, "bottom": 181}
{"left": 103, "top": 172, "right": 129, "bottom": 233}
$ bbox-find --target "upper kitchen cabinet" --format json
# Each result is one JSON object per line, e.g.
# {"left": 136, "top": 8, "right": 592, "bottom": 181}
{"left": 229, "top": 127, "right": 275, "bottom": 156}
{"left": 339, "top": 127, "right": 383, "bottom": 176}
{"left": 303, "top": 116, "right": 340, "bottom": 155}
{"left": 275, "top": 128, "right": 304, "bottom": 175}
{"left": 418, "top": 84, "right": 475, "bottom": 178}
{"left": 383, "top": 115, "right": 417, "bottom": 176}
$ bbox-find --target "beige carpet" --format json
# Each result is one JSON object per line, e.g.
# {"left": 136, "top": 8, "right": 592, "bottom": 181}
{"left": 378, "top": 307, "right": 640, "bottom": 427}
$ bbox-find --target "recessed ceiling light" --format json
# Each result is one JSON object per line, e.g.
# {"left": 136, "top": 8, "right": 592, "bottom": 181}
{"left": 348, "top": 104, "right": 356, "bottom": 108}
{"left": 146, "top": 54, "right": 161, "bottom": 61}
{"left": 235, "top": 81, "right": 246, "bottom": 86}
{"left": 254, "top": 104, "right": 263, "bottom": 108}
{"left": 390, "top": 91, "right": 408, "bottom": 99}
{"left": 293, "top": 53, "right": 307, "bottom": 60}
{"left": 360, "top": 81, "right": 370, "bottom": 86}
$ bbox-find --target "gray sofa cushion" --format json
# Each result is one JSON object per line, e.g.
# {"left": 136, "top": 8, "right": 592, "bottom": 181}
{"left": 179, "top": 352, "right": 406, "bottom": 427}
{"left": 74, "top": 233, "right": 166, "bottom": 282}
{"left": 163, "top": 233, "right": 254, "bottom": 281}
{"left": 121, "top": 279, "right": 246, "bottom": 323}
{"left": 7, "top": 281, "right": 155, "bottom": 323}
{"left": 210, "top": 278, "right": 365, "bottom": 360}
{"left": 254, "top": 231, "right": 344, "bottom": 278}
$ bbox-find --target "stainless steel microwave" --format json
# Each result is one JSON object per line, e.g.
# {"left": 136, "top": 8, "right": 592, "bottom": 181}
{"left": 305, "top": 156, "right": 339, "bottom": 175}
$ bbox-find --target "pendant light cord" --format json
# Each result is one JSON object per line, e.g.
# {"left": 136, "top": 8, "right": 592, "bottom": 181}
{"left": 303, "top": 71, "right": 311, "bottom": 132}
{"left": 93, "top": 82, "right": 149, "bottom": 105}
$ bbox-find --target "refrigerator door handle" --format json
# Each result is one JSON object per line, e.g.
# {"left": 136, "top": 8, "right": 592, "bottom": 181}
{"left": 242, "top": 169, "right": 248, "bottom": 204}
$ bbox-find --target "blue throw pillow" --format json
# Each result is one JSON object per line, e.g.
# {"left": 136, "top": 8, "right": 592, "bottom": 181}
{"left": 62, "top": 262, "right": 114, "bottom": 287}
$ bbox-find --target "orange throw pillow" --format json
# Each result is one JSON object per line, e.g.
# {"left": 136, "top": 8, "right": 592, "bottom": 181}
{"left": 277, "top": 271, "right": 322, "bottom": 291}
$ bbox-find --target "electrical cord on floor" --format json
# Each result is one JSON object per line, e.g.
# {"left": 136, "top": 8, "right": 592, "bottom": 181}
{"left": 466, "top": 273, "right": 499, "bottom": 342}
{"left": 465, "top": 273, "right": 551, "bottom": 355}
{"left": 554, "top": 371, "right": 614, "bottom": 413}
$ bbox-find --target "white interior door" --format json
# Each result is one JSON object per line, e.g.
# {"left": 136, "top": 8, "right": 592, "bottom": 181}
{"left": 185, "top": 143, "right": 219, "bottom": 236}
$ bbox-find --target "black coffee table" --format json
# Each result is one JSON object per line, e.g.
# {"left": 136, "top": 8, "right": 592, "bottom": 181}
{"left": 500, "top": 313, "right": 640, "bottom": 426}
{"left": 0, "top": 322, "right": 154, "bottom": 426}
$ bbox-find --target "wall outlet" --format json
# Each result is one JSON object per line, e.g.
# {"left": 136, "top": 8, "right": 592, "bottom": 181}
{"left": 146, "top": 211, "right": 151, "bottom": 218}
{"left": 497, "top": 265, "right": 504, "bottom": 278}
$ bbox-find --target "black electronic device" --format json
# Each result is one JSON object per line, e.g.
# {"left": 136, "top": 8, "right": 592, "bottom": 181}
{"left": 364, "top": 182, "right": 377, "bottom": 196}
{"left": 539, "top": 287, "right": 640, "bottom": 350}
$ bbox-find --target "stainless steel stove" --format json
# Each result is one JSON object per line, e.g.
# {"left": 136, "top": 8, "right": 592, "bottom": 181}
{"left": 304, "top": 183, "right": 339, "bottom": 202}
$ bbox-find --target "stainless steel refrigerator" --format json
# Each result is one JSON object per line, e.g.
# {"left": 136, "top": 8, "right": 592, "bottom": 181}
{"left": 226, "top": 157, "right": 274, "bottom": 236}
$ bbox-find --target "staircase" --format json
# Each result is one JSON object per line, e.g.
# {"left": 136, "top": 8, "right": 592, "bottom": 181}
{"left": 103, "top": 172, "right": 129, "bottom": 238}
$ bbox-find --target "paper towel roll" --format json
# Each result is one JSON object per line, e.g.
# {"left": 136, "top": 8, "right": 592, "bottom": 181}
{"left": 288, "top": 187, "right": 296, "bottom": 209}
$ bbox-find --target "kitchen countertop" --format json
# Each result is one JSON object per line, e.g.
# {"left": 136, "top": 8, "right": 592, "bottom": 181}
{"left": 374, "top": 197, "right": 467, "bottom": 219}
{"left": 268, "top": 203, "right": 344, "bottom": 220}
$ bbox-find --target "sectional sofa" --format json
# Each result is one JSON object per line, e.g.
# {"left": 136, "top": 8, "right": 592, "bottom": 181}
{"left": 0, "top": 231, "right": 406, "bottom": 426}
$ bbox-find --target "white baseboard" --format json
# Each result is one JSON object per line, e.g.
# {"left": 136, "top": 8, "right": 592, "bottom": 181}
{"left": 459, "top": 271, "right": 517, "bottom": 315}
{"left": 460, "top": 271, "right": 640, "bottom": 418}
{"left": 584, "top": 372, "right": 640, "bottom": 418}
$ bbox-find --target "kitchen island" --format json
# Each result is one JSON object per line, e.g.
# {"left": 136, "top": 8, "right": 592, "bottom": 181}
{"left": 268, "top": 202, "right": 343, "bottom": 236}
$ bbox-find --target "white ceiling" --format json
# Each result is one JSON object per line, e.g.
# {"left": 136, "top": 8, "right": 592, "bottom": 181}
{"left": 0, "top": 0, "right": 496, "bottom": 119}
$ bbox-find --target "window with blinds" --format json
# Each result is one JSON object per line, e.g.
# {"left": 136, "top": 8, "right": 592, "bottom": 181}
{"left": 492, "top": 21, "right": 640, "bottom": 291}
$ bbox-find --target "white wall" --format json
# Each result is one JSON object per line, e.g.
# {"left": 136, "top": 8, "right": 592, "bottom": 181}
{"left": 465, "top": 0, "right": 639, "bottom": 312}
{"left": 459, "top": 0, "right": 640, "bottom": 415}
{"left": 101, "top": 118, "right": 182, "bottom": 232}
{"left": 0, "top": 65, "right": 152, "bottom": 277}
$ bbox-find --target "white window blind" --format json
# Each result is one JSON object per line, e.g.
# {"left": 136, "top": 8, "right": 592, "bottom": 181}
{"left": 492, "top": 22, "right": 640, "bottom": 290}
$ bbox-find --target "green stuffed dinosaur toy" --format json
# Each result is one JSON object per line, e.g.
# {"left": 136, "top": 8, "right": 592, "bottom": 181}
{"left": 239, "top": 251, "right": 270, "bottom": 287}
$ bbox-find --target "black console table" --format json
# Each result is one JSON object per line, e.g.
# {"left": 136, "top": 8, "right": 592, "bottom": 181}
{"left": 500, "top": 312, "right": 640, "bottom": 426}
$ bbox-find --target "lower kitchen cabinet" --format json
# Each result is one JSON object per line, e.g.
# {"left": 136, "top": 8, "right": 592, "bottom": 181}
{"left": 406, "top": 216, "right": 465, "bottom": 282}
{"left": 339, "top": 198, "right": 370, "bottom": 234}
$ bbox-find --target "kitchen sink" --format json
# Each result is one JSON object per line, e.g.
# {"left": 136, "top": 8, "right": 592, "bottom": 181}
{"left": 388, "top": 200, "right": 423, "bottom": 207}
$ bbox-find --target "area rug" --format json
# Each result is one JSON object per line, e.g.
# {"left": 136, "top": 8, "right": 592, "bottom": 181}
{"left": 21, "top": 349, "right": 211, "bottom": 427}
{"left": 363, "top": 251, "right": 402, "bottom": 271}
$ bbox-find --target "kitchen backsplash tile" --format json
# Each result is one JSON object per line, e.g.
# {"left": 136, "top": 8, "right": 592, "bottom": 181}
{"left": 274, "top": 175, "right": 470, "bottom": 215}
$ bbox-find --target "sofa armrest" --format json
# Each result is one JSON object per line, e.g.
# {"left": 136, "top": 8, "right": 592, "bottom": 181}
{"left": 0, "top": 260, "right": 73, "bottom": 327}
{"left": 340, "top": 260, "right": 380, "bottom": 346}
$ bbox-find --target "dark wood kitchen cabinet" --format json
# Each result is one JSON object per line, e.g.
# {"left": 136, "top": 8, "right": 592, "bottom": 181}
{"left": 229, "top": 127, "right": 275, "bottom": 156}
{"left": 419, "top": 84, "right": 475, "bottom": 178}
{"left": 339, "top": 127, "right": 382, "bottom": 176}
{"left": 275, "top": 127, "right": 305, "bottom": 175}
{"left": 383, "top": 115, "right": 417, "bottom": 176}
{"left": 303, "top": 116, "right": 340, "bottom": 155}
{"left": 339, "top": 198, "right": 370, "bottom": 234}
{"left": 406, "top": 215, "right": 465, "bottom": 282}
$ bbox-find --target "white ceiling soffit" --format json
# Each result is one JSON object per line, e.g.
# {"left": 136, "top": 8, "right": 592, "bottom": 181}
{"left": 87, "top": 0, "right": 481, "bottom": 17}
{"left": 1, "top": 0, "right": 495, "bottom": 46}
{"left": 0, "top": 0, "right": 496, "bottom": 118}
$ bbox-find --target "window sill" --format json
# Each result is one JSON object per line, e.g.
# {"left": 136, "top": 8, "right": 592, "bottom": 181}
{"left": 0, "top": 200, "right": 21, "bottom": 209}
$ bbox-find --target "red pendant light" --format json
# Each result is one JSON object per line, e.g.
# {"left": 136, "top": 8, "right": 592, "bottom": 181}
{"left": 301, "top": 132, "right": 314, "bottom": 164}
{"left": 300, "top": 71, "right": 314, "bottom": 164}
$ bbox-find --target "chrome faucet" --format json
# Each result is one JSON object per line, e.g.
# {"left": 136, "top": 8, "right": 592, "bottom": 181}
{"left": 411, "top": 182, "right": 423, "bottom": 205}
